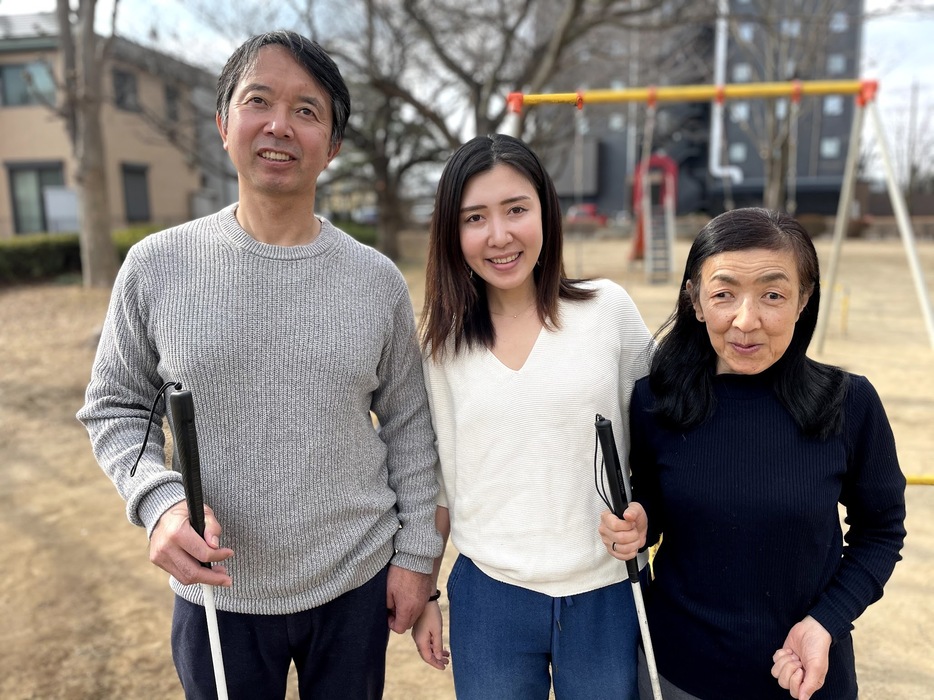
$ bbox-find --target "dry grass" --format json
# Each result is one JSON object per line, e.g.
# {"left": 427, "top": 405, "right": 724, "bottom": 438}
{"left": 0, "top": 230, "right": 931, "bottom": 698}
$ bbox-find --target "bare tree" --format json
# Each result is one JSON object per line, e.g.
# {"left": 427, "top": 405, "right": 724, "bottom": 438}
{"left": 860, "top": 2, "right": 934, "bottom": 211}
{"left": 897, "top": 80, "right": 934, "bottom": 211}
{"left": 23, "top": 4, "right": 224, "bottom": 287}
{"left": 55, "top": 0, "right": 120, "bottom": 288}
{"left": 184, "top": 0, "right": 698, "bottom": 259}
{"left": 861, "top": 79, "right": 934, "bottom": 211}
{"left": 725, "top": 0, "right": 860, "bottom": 212}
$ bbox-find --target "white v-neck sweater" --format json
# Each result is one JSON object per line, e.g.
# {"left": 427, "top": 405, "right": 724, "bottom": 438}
{"left": 423, "top": 279, "right": 653, "bottom": 596}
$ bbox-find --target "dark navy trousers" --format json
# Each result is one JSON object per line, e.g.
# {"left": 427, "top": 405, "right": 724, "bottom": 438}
{"left": 171, "top": 565, "right": 390, "bottom": 699}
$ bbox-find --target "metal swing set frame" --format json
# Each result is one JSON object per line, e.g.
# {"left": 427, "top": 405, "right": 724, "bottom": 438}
{"left": 507, "top": 79, "right": 934, "bottom": 487}
{"left": 506, "top": 79, "right": 934, "bottom": 352}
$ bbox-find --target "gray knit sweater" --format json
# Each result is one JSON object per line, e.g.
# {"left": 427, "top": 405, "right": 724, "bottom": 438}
{"left": 78, "top": 204, "right": 442, "bottom": 615}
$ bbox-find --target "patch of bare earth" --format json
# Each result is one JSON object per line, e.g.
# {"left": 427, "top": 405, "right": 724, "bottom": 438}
{"left": 1, "top": 233, "right": 930, "bottom": 698}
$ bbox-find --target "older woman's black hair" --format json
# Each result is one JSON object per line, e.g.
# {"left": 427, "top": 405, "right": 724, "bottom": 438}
{"left": 650, "top": 207, "right": 849, "bottom": 439}
{"left": 216, "top": 30, "right": 350, "bottom": 152}
{"left": 421, "top": 134, "right": 593, "bottom": 360}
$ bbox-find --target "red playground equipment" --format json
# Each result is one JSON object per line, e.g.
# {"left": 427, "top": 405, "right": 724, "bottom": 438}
{"left": 630, "top": 153, "right": 678, "bottom": 268}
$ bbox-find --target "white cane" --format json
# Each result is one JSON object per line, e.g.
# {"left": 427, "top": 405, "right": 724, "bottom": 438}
{"left": 171, "top": 388, "right": 229, "bottom": 700}
{"left": 595, "top": 415, "right": 663, "bottom": 700}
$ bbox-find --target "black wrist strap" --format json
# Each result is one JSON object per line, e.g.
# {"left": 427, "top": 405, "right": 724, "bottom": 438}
{"left": 428, "top": 589, "right": 441, "bottom": 602}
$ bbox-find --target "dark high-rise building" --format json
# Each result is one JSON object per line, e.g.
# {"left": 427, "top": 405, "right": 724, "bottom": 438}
{"left": 535, "top": 0, "right": 863, "bottom": 218}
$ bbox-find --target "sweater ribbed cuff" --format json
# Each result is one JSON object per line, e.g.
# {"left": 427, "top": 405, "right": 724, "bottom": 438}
{"left": 808, "top": 600, "right": 854, "bottom": 643}
{"left": 136, "top": 481, "right": 188, "bottom": 537}
{"left": 389, "top": 551, "right": 434, "bottom": 575}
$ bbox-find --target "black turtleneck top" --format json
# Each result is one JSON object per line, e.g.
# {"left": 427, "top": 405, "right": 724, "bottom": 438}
{"left": 630, "top": 371, "right": 906, "bottom": 700}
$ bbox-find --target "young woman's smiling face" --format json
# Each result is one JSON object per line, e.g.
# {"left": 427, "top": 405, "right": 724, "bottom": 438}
{"left": 459, "top": 164, "right": 543, "bottom": 299}
{"left": 689, "top": 247, "right": 809, "bottom": 375}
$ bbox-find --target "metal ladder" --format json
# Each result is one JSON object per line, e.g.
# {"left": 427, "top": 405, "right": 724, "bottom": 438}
{"left": 644, "top": 204, "right": 675, "bottom": 284}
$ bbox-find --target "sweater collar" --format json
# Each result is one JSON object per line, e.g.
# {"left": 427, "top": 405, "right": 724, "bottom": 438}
{"left": 713, "top": 363, "right": 780, "bottom": 398}
{"left": 217, "top": 203, "right": 340, "bottom": 260}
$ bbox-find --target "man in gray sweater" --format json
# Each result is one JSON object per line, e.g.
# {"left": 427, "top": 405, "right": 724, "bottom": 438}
{"left": 77, "top": 30, "right": 441, "bottom": 699}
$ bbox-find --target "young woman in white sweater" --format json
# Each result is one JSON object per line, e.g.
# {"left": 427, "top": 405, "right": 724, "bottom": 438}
{"left": 412, "top": 134, "right": 654, "bottom": 699}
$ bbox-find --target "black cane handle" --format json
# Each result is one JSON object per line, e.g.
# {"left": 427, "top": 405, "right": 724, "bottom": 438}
{"left": 169, "top": 388, "right": 210, "bottom": 568}
{"left": 595, "top": 414, "right": 640, "bottom": 582}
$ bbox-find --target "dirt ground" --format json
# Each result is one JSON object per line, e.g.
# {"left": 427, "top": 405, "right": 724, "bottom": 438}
{"left": 1, "top": 231, "right": 932, "bottom": 699}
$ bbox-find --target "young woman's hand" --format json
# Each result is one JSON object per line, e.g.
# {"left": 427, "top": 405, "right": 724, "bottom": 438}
{"left": 412, "top": 600, "right": 450, "bottom": 670}
{"left": 598, "top": 502, "right": 647, "bottom": 560}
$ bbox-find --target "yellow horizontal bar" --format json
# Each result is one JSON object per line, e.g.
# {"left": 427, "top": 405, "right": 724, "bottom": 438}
{"left": 907, "top": 475, "right": 934, "bottom": 486}
{"left": 513, "top": 80, "right": 873, "bottom": 108}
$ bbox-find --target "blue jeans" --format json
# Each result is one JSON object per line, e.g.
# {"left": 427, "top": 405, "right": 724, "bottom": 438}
{"left": 447, "top": 555, "right": 639, "bottom": 700}
{"left": 171, "top": 565, "right": 389, "bottom": 700}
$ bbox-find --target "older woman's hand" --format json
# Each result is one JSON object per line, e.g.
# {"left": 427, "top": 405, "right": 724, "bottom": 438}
{"left": 599, "top": 503, "right": 647, "bottom": 561}
{"left": 771, "top": 616, "right": 832, "bottom": 700}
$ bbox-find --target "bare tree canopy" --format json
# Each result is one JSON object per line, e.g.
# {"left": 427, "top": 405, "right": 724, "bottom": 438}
{"left": 181, "top": 0, "right": 702, "bottom": 258}
{"left": 31, "top": 0, "right": 227, "bottom": 286}
{"left": 724, "top": 0, "right": 862, "bottom": 212}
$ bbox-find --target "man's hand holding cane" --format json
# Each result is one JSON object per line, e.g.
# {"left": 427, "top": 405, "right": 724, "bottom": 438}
{"left": 150, "top": 501, "right": 233, "bottom": 588}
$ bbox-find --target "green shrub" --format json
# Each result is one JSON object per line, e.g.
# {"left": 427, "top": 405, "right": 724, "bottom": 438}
{"left": 112, "top": 225, "right": 159, "bottom": 260}
{"left": 0, "top": 226, "right": 153, "bottom": 285}
{"left": 0, "top": 233, "right": 81, "bottom": 285}
{"left": 0, "top": 221, "right": 377, "bottom": 286}
{"left": 333, "top": 219, "right": 378, "bottom": 246}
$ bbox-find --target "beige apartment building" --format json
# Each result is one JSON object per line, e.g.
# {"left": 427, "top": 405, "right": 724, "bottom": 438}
{"left": 0, "top": 12, "right": 235, "bottom": 240}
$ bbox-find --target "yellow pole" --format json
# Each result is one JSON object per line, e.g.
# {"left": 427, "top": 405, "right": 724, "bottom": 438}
{"left": 907, "top": 475, "right": 934, "bottom": 486}
{"left": 508, "top": 80, "right": 874, "bottom": 110}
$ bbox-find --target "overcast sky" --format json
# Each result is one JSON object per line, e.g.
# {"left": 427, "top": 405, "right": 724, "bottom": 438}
{"left": 2, "top": 0, "right": 931, "bottom": 178}
{"left": 2, "top": 0, "right": 930, "bottom": 97}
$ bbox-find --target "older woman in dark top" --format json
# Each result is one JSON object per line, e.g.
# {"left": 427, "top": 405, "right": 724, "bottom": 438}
{"left": 600, "top": 208, "right": 906, "bottom": 700}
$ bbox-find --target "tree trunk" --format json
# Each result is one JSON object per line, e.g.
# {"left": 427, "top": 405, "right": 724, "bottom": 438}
{"left": 763, "top": 137, "right": 789, "bottom": 212}
{"left": 776, "top": 135, "right": 789, "bottom": 213}
{"left": 376, "top": 182, "right": 405, "bottom": 261}
{"left": 72, "top": 0, "right": 119, "bottom": 288}
{"left": 761, "top": 110, "right": 790, "bottom": 213}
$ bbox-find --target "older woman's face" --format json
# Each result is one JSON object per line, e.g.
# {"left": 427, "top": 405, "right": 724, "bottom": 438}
{"left": 688, "top": 247, "right": 809, "bottom": 375}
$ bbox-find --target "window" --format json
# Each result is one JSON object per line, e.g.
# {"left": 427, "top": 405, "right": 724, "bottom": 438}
{"left": 820, "top": 137, "right": 841, "bottom": 159}
{"left": 775, "top": 99, "right": 788, "bottom": 120}
{"left": 608, "top": 113, "right": 625, "bottom": 131}
{"left": 823, "top": 95, "right": 844, "bottom": 116}
{"left": 122, "top": 164, "right": 150, "bottom": 222}
{"left": 827, "top": 54, "right": 847, "bottom": 75}
{"left": 780, "top": 19, "right": 801, "bottom": 37}
{"left": 730, "top": 102, "right": 750, "bottom": 123}
{"left": 165, "top": 84, "right": 180, "bottom": 122}
{"left": 113, "top": 69, "right": 140, "bottom": 111}
{"left": 1, "top": 62, "right": 55, "bottom": 106}
{"left": 829, "top": 12, "right": 849, "bottom": 33}
{"left": 7, "top": 162, "right": 65, "bottom": 233}
{"left": 729, "top": 143, "right": 747, "bottom": 163}
{"left": 732, "top": 63, "right": 752, "bottom": 82}
{"left": 738, "top": 23, "right": 755, "bottom": 43}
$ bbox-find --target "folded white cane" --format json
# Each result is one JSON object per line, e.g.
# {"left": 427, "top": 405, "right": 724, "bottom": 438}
{"left": 595, "top": 415, "right": 663, "bottom": 700}
{"left": 171, "top": 388, "right": 229, "bottom": 700}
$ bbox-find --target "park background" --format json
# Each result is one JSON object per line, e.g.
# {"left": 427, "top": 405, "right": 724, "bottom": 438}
{"left": 1, "top": 0, "right": 934, "bottom": 697}
{"left": 1, "top": 226, "right": 932, "bottom": 698}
